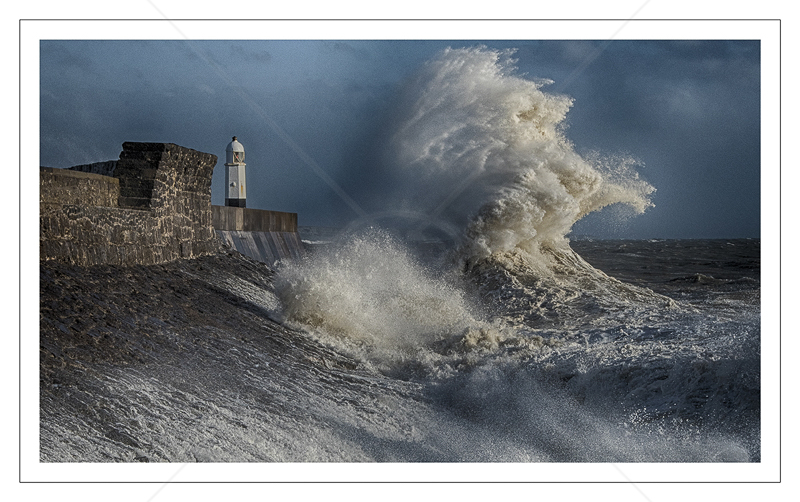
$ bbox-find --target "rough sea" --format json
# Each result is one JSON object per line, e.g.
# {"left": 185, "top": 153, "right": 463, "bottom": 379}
{"left": 38, "top": 46, "right": 760, "bottom": 471}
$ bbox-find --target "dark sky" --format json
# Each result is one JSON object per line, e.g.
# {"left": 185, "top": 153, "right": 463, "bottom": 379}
{"left": 39, "top": 38, "right": 761, "bottom": 239}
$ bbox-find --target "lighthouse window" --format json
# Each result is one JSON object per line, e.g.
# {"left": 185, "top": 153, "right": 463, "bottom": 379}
{"left": 234, "top": 152, "right": 244, "bottom": 162}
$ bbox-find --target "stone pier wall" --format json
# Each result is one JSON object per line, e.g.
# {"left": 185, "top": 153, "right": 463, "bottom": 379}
{"left": 40, "top": 142, "right": 221, "bottom": 267}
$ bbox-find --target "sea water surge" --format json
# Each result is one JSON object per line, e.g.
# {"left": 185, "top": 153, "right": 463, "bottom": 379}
{"left": 40, "top": 47, "right": 759, "bottom": 464}
{"left": 274, "top": 47, "right": 758, "bottom": 461}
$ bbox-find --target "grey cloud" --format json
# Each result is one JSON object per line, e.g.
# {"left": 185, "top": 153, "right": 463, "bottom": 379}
{"left": 320, "top": 41, "right": 371, "bottom": 59}
{"left": 40, "top": 42, "right": 93, "bottom": 72}
{"left": 229, "top": 44, "right": 273, "bottom": 63}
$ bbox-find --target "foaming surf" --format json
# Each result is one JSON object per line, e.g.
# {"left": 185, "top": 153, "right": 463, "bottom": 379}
{"left": 271, "top": 47, "right": 758, "bottom": 462}
{"left": 277, "top": 46, "right": 663, "bottom": 343}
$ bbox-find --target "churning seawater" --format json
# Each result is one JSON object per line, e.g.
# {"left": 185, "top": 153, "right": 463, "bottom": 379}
{"left": 271, "top": 47, "right": 760, "bottom": 462}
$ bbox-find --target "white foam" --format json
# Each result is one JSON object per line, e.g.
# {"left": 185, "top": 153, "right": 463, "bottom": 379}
{"left": 379, "top": 46, "right": 654, "bottom": 266}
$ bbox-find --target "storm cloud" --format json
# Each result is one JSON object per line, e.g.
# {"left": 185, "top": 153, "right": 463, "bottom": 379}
{"left": 39, "top": 39, "right": 760, "bottom": 239}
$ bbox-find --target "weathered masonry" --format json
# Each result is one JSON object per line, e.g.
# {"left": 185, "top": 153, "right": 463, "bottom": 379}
{"left": 40, "top": 142, "right": 221, "bottom": 267}
{"left": 40, "top": 141, "right": 304, "bottom": 268}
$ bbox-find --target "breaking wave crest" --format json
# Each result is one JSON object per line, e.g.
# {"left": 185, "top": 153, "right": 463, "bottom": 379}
{"left": 270, "top": 48, "right": 756, "bottom": 462}
{"left": 274, "top": 230, "right": 482, "bottom": 354}
{"left": 276, "top": 46, "right": 661, "bottom": 352}
{"left": 381, "top": 46, "right": 654, "bottom": 266}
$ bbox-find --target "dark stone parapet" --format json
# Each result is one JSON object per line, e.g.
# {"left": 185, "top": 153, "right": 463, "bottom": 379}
{"left": 67, "top": 160, "right": 118, "bottom": 177}
{"left": 115, "top": 142, "right": 217, "bottom": 211}
{"left": 40, "top": 167, "right": 120, "bottom": 208}
{"left": 40, "top": 142, "right": 221, "bottom": 267}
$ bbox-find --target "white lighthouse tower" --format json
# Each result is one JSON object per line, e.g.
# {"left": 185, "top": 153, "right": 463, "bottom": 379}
{"left": 225, "top": 136, "right": 247, "bottom": 207}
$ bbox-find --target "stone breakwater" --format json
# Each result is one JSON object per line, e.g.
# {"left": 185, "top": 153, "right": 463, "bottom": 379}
{"left": 40, "top": 142, "right": 221, "bottom": 267}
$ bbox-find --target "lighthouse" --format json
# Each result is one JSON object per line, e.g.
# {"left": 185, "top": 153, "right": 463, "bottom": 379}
{"left": 224, "top": 136, "right": 247, "bottom": 207}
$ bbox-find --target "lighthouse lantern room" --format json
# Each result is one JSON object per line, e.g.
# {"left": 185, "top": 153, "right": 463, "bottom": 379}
{"left": 225, "top": 136, "right": 247, "bottom": 207}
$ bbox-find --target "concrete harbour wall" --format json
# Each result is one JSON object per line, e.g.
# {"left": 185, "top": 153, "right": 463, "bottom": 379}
{"left": 216, "top": 230, "right": 304, "bottom": 264}
{"left": 212, "top": 205, "right": 303, "bottom": 264}
{"left": 212, "top": 205, "right": 297, "bottom": 232}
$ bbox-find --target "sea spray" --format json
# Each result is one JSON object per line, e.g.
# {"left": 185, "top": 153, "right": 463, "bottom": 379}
{"left": 268, "top": 47, "right": 757, "bottom": 461}
{"left": 274, "top": 230, "right": 484, "bottom": 355}
{"left": 372, "top": 46, "right": 655, "bottom": 269}
{"left": 274, "top": 46, "right": 667, "bottom": 362}
{"left": 272, "top": 229, "right": 754, "bottom": 461}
